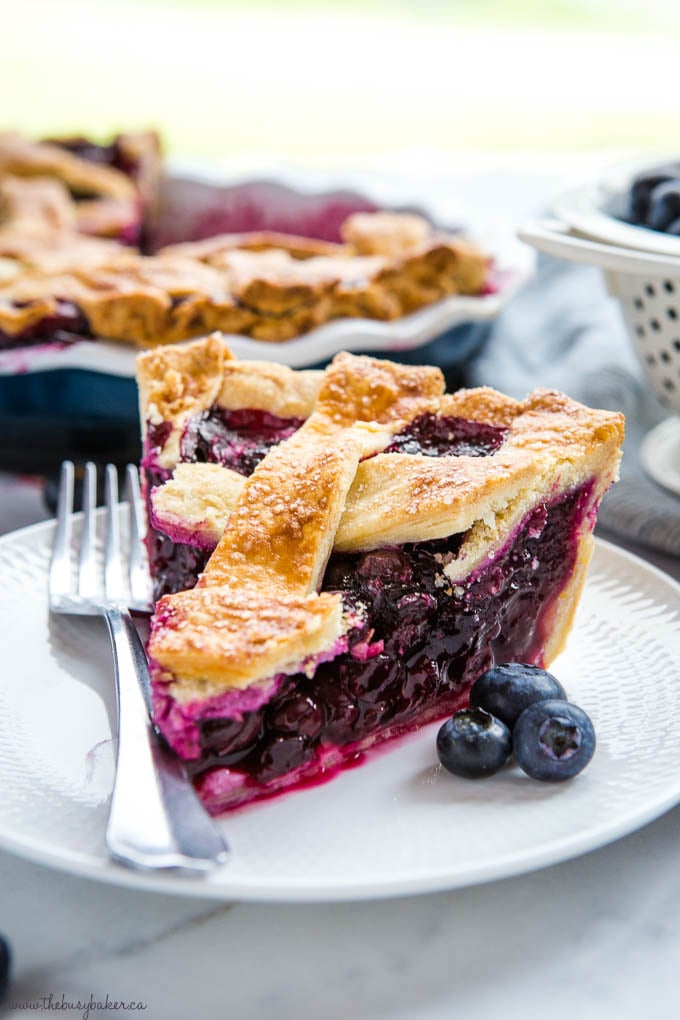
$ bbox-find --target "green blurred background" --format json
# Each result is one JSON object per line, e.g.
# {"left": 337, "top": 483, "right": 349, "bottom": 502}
{"left": 6, "top": 0, "right": 679, "bottom": 159}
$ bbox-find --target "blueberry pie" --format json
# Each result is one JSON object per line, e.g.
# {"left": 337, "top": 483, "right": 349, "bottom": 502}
{"left": 0, "top": 210, "right": 488, "bottom": 349}
{"left": 0, "top": 130, "right": 161, "bottom": 246}
{"left": 137, "top": 335, "right": 624, "bottom": 813}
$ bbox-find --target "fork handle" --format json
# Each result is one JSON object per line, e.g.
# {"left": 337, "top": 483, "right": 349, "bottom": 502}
{"left": 103, "top": 607, "right": 229, "bottom": 872}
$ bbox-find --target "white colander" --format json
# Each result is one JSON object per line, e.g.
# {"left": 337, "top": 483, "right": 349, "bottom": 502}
{"left": 518, "top": 221, "right": 680, "bottom": 415}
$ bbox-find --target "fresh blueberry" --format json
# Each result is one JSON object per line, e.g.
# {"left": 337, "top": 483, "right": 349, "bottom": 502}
{"left": 647, "top": 180, "right": 680, "bottom": 232}
{"left": 629, "top": 170, "right": 676, "bottom": 224}
{"left": 0, "top": 934, "right": 11, "bottom": 1002}
{"left": 666, "top": 216, "right": 680, "bottom": 236}
{"left": 469, "top": 662, "right": 566, "bottom": 731}
{"left": 513, "top": 700, "right": 596, "bottom": 782}
{"left": 436, "top": 709, "right": 512, "bottom": 779}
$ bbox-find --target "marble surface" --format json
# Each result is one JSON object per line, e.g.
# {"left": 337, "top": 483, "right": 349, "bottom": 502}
{"left": 1, "top": 471, "right": 679, "bottom": 1020}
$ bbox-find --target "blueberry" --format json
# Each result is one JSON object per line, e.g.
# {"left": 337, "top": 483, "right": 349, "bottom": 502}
{"left": 256, "top": 734, "right": 313, "bottom": 782}
{"left": 0, "top": 934, "right": 11, "bottom": 1001}
{"left": 469, "top": 662, "right": 566, "bottom": 731}
{"left": 513, "top": 700, "right": 595, "bottom": 782}
{"left": 269, "top": 693, "right": 323, "bottom": 739}
{"left": 629, "top": 170, "right": 676, "bottom": 224}
{"left": 647, "top": 180, "right": 680, "bottom": 232}
{"left": 436, "top": 709, "right": 512, "bottom": 779}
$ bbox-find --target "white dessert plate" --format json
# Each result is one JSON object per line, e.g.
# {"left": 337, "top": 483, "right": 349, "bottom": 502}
{"left": 0, "top": 525, "right": 678, "bottom": 902}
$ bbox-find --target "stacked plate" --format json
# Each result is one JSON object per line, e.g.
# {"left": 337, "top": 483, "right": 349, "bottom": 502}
{"left": 518, "top": 155, "right": 680, "bottom": 496}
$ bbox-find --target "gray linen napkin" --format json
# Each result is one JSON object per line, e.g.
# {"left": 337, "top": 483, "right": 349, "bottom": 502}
{"left": 468, "top": 255, "right": 680, "bottom": 558}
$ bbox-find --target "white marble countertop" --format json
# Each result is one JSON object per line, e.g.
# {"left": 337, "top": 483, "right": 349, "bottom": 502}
{"left": 3, "top": 806, "right": 680, "bottom": 1020}
{"left": 1, "top": 471, "right": 679, "bottom": 1020}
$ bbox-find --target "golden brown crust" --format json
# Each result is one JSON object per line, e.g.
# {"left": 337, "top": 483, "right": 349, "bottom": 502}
{"left": 216, "top": 361, "right": 323, "bottom": 418}
{"left": 161, "top": 231, "right": 346, "bottom": 261}
{"left": 317, "top": 351, "right": 444, "bottom": 426}
{"left": 0, "top": 235, "right": 133, "bottom": 286}
{"left": 136, "top": 334, "right": 232, "bottom": 467}
{"left": 341, "top": 211, "right": 433, "bottom": 255}
{"left": 199, "top": 351, "right": 438, "bottom": 596}
{"left": 0, "top": 132, "right": 136, "bottom": 201}
{"left": 340, "top": 387, "right": 624, "bottom": 554}
{"left": 200, "top": 418, "right": 387, "bottom": 596}
{"left": 149, "top": 588, "right": 345, "bottom": 693}
{"left": 137, "top": 333, "right": 231, "bottom": 422}
{"left": 0, "top": 175, "right": 76, "bottom": 233}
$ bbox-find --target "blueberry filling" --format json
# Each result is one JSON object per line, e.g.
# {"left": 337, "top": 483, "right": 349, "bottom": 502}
{"left": 147, "top": 535, "right": 211, "bottom": 601}
{"left": 384, "top": 413, "right": 507, "bottom": 457}
{"left": 174, "top": 481, "right": 595, "bottom": 794}
{"left": 144, "top": 407, "right": 510, "bottom": 599}
{"left": 179, "top": 407, "right": 305, "bottom": 475}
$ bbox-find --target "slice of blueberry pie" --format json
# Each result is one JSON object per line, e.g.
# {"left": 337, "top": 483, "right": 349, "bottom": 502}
{"left": 137, "top": 334, "right": 624, "bottom": 813}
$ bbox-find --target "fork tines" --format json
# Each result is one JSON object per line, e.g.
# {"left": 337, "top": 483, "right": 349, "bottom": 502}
{"left": 49, "top": 461, "right": 151, "bottom": 615}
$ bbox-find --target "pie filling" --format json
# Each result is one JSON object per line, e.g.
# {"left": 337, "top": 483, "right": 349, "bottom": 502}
{"left": 150, "top": 480, "right": 595, "bottom": 813}
{"left": 142, "top": 409, "right": 509, "bottom": 600}
{"left": 0, "top": 301, "right": 91, "bottom": 350}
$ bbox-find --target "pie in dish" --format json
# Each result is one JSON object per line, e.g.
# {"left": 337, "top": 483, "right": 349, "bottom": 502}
{"left": 137, "top": 334, "right": 624, "bottom": 813}
{"left": 0, "top": 207, "right": 489, "bottom": 350}
{"left": 0, "top": 130, "right": 162, "bottom": 247}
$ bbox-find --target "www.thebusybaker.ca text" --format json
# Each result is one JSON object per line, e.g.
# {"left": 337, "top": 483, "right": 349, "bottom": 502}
{"left": 9, "top": 992, "right": 148, "bottom": 1019}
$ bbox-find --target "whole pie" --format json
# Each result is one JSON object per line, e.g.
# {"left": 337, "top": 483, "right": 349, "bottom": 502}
{"left": 137, "top": 334, "right": 624, "bottom": 813}
{"left": 0, "top": 132, "right": 489, "bottom": 351}
{"left": 0, "top": 130, "right": 162, "bottom": 247}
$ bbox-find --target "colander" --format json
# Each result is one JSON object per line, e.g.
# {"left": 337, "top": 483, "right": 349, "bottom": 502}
{"left": 518, "top": 220, "right": 680, "bottom": 414}
{"left": 518, "top": 219, "right": 680, "bottom": 496}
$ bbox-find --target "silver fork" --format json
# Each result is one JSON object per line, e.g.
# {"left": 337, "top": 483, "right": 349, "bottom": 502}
{"left": 49, "top": 460, "right": 229, "bottom": 873}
